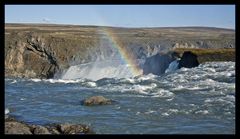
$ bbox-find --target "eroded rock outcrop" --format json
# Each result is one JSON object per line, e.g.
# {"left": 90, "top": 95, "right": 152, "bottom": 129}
{"left": 5, "top": 32, "right": 58, "bottom": 78}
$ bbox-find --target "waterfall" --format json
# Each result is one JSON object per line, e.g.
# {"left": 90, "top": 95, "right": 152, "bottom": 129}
{"left": 165, "top": 59, "right": 180, "bottom": 73}
{"left": 61, "top": 60, "right": 141, "bottom": 81}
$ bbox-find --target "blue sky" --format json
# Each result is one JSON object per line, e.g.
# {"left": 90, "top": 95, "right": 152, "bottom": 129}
{"left": 5, "top": 5, "right": 235, "bottom": 29}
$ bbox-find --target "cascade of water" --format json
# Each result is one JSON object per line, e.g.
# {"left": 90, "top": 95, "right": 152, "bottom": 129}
{"left": 61, "top": 31, "right": 144, "bottom": 81}
{"left": 165, "top": 59, "right": 180, "bottom": 73}
{"left": 61, "top": 60, "right": 136, "bottom": 81}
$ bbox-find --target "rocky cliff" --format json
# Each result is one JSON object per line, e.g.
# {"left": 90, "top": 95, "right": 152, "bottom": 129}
{"left": 5, "top": 23, "right": 235, "bottom": 78}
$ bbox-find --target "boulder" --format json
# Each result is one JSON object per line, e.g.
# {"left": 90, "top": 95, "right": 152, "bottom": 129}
{"left": 57, "top": 123, "right": 91, "bottom": 134}
{"left": 178, "top": 51, "right": 199, "bottom": 68}
{"left": 5, "top": 121, "right": 32, "bottom": 134}
{"left": 82, "top": 96, "right": 113, "bottom": 106}
{"left": 30, "top": 125, "right": 51, "bottom": 134}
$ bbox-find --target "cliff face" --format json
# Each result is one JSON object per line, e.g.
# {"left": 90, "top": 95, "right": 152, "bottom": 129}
{"left": 5, "top": 23, "right": 235, "bottom": 79}
{"left": 5, "top": 31, "right": 58, "bottom": 78}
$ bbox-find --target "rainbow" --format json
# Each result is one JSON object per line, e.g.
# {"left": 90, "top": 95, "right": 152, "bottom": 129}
{"left": 99, "top": 27, "right": 142, "bottom": 76}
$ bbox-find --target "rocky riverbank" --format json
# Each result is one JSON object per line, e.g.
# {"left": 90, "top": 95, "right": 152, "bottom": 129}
{"left": 5, "top": 96, "right": 116, "bottom": 134}
{"left": 5, "top": 23, "right": 235, "bottom": 79}
{"left": 5, "top": 116, "right": 94, "bottom": 134}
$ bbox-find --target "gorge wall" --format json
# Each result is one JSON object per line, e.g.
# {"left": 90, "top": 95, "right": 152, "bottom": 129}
{"left": 5, "top": 23, "right": 235, "bottom": 79}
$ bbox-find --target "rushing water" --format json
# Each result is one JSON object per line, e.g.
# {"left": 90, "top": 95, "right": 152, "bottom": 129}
{"left": 5, "top": 61, "right": 235, "bottom": 134}
{"left": 61, "top": 59, "right": 143, "bottom": 81}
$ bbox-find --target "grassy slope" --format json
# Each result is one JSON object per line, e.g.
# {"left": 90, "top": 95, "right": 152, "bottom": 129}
{"left": 173, "top": 48, "right": 235, "bottom": 63}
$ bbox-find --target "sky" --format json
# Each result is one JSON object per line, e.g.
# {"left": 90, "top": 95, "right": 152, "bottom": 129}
{"left": 5, "top": 5, "right": 235, "bottom": 29}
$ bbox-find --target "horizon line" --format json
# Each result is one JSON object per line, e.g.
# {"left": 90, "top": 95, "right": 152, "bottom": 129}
{"left": 5, "top": 22, "right": 235, "bottom": 30}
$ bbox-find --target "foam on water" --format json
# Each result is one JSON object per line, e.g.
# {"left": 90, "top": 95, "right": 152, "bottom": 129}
{"left": 10, "top": 80, "right": 17, "bottom": 84}
{"left": 5, "top": 108, "right": 10, "bottom": 115}
{"left": 162, "top": 112, "right": 170, "bottom": 116}
{"left": 123, "top": 84, "right": 154, "bottom": 94}
{"left": 83, "top": 81, "right": 97, "bottom": 87}
{"left": 8, "top": 61, "right": 234, "bottom": 100}
{"left": 20, "top": 98, "right": 26, "bottom": 101}
{"left": 31, "top": 78, "right": 42, "bottom": 82}
{"left": 151, "top": 89, "right": 175, "bottom": 98}
{"left": 165, "top": 59, "right": 180, "bottom": 73}
{"left": 29, "top": 78, "right": 86, "bottom": 84}
{"left": 195, "top": 110, "right": 209, "bottom": 115}
{"left": 144, "top": 110, "right": 157, "bottom": 114}
{"left": 136, "top": 74, "right": 157, "bottom": 82}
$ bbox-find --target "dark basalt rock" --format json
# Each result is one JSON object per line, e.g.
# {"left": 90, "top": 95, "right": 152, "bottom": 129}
{"left": 143, "top": 52, "right": 176, "bottom": 75}
{"left": 142, "top": 51, "right": 200, "bottom": 75}
{"left": 179, "top": 51, "right": 199, "bottom": 68}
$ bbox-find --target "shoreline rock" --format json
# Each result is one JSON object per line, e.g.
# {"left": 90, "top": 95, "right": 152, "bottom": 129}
{"left": 5, "top": 116, "right": 94, "bottom": 134}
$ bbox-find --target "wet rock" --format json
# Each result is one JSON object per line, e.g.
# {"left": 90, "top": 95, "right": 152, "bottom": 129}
{"left": 57, "top": 123, "right": 91, "bottom": 134}
{"left": 143, "top": 52, "right": 175, "bottom": 75}
{"left": 5, "top": 116, "right": 16, "bottom": 122}
{"left": 179, "top": 51, "right": 199, "bottom": 68}
{"left": 5, "top": 121, "right": 32, "bottom": 134}
{"left": 82, "top": 96, "right": 113, "bottom": 106}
